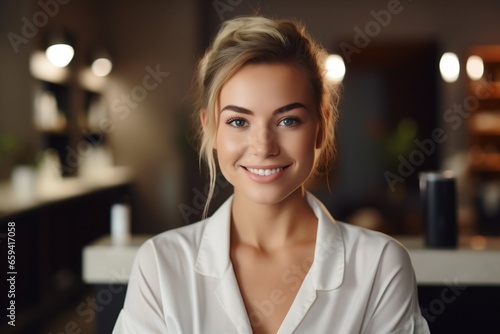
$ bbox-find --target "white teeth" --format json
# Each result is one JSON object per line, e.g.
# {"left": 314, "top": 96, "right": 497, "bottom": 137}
{"left": 247, "top": 167, "right": 283, "bottom": 176}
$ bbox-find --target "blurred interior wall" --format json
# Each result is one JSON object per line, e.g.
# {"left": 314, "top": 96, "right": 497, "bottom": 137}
{"left": 0, "top": 1, "right": 36, "bottom": 179}
{"left": 1, "top": 0, "right": 500, "bottom": 232}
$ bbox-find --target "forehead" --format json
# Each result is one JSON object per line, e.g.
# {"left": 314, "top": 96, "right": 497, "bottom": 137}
{"left": 218, "top": 62, "right": 315, "bottom": 112}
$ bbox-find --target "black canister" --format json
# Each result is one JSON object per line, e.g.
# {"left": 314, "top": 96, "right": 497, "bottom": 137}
{"left": 419, "top": 171, "right": 457, "bottom": 248}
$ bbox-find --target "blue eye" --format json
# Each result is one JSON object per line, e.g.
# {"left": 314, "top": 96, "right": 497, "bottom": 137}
{"left": 278, "top": 117, "right": 300, "bottom": 127}
{"left": 227, "top": 118, "right": 248, "bottom": 127}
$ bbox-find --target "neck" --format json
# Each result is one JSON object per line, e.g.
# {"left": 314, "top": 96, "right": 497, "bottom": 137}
{"left": 230, "top": 188, "right": 317, "bottom": 252}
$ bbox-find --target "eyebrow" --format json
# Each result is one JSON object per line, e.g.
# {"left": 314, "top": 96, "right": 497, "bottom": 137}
{"left": 220, "top": 102, "right": 308, "bottom": 115}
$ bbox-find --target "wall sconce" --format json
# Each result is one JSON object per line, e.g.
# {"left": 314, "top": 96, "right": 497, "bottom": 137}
{"left": 466, "top": 55, "right": 484, "bottom": 81}
{"left": 326, "top": 54, "right": 346, "bottom": 84}
{"left": 30, "top": 50, "right": 69, "bottom": 82}
{"left": 45, "top": 31, "right": 74, "bottom": 68}
{"left": 439, "top": 52, "right": 460, "bottom": 83}
{"left": 77, "top": 49, "right": 112, "bottom": 90}
{"left": 91, "top": 50, "right": 113, "bottom": 77}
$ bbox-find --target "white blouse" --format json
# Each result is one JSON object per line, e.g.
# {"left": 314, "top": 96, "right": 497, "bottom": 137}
{"left": 113, "top": 193, "right": 430, "bottom": 333}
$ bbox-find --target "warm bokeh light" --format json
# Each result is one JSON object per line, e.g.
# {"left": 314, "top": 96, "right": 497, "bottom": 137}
{"left": 30, "top": 50, "right": 69, "bottom": 83}
{"left": 91, "top": 58, "right": 113, "bottom": 77}
{"left": 466, "top": 55, "right": 484, "bottom": 80}
{"left": 78, "top": 67, "right": 107, "bottom": 91}
{"left": 46, "top": 44, "right": 75, "bottom": 67}
{"left": 439, "top": 52, "right": 460, "bottom": 83}
{"left": 325, "top": 54, "right": 346, "bottom": 83}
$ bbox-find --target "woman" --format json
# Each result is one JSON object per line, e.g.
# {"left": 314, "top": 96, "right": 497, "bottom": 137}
{"left": 113, "top": 16, "right": 429, "bottom": 334}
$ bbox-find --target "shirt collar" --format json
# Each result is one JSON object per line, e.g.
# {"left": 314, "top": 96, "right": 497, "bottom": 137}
{"left": 306, "top": 192, "right": 345, "bottom": 290}
{"left": 195, "top": 195, "right": 234, "bottom": 278}
{"left": 195, "top": 192, "right": 345, "bottom": 291}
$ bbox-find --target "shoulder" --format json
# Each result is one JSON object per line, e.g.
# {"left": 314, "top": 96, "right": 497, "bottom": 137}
{"left": 307, "top": 192, "right": 411, "bottom": 268}
{"left": 152, "top": 219, "right": 208, "bottom": 246}
{"left": 337, "top": 222, "right": 412, "bottom": 267}
{"left": 134, "top": 219, "right": 208, "bottom": 267}
{"left": 335, "top": 224, "right": 426, "bottom": 333}
{"left": 338, "top": 221, "right": 400, "bottom": 245}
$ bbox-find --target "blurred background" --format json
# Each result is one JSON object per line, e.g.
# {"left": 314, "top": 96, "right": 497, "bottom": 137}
{"left": 1, "top": 0, "right": 500, "bottom": 333}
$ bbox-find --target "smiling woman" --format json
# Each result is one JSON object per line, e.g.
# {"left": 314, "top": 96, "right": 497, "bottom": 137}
{"left": 113, "top": 16, "right": 430, "bottom": 334}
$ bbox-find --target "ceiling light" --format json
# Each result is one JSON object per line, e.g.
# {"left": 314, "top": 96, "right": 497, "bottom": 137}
{"left": 45, "top": 31, "right": 74, "bottom": 68}
{"left": 326, "top": 54, "right": 346, "bottom": 83}
{"left": 439, "top": 52, "right": 460, "bottom": 83}
{"left": 466, "top": 55, "right": 484, "bottom": 81}
{"left": 91, "top": 57, "right": 113, "bottom": 77}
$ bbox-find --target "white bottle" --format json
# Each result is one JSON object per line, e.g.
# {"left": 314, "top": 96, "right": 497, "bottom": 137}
{"left": 111, "top": 202, "right": 131, "bottom": 246}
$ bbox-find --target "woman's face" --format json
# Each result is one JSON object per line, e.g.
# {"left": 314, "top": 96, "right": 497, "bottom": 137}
{"left": 215, "top": 62, "right": 321, "bottom": 205}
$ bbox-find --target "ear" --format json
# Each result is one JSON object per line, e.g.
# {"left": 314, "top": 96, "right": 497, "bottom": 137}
{"left": 200, "top": 108, "right": 208, "bottom": 129}
{"left": 200, "top": 108, "right": 217, "bottom": 149}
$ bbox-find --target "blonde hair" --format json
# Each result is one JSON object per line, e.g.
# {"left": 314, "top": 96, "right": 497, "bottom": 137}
{"left": 194, "top": 16, "right": 340, "bottom": 218}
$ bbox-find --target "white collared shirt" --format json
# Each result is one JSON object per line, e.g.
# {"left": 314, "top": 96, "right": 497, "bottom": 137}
{"left": 113, "top": 193, "right": 430, "bottom": 333}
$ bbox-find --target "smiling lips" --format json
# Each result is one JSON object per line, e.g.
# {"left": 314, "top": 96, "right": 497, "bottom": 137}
{"left": 242, "top": 165, "right": 290, "bottom": 183}
{"left": 246, "top": 167, "right": 284, "bottom": 176}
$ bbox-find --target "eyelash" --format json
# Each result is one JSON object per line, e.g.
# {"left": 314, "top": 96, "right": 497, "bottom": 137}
{"left": 226, "top": 117, "right": 248, "bottom": 127}
{"left": 226, "top": 117, "right": 302, "bottom": 128}
{"left": 278, "top": 117, "right": 301, "bottom": 127}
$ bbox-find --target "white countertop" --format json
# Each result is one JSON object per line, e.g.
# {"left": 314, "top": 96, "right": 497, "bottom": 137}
{"left": 397, "top": 235, "right": 500, "bottom": 285}
{"left": 83, "top": 235, "right": 152, "bottom": 284}
{"left": 82, "top": 234, "right": 500, "bottom": 285}
{"left": 0, "top": 166, "right": 133, "bottom": 218}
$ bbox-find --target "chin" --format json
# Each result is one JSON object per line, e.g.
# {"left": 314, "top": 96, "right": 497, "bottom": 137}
{"left": 238, "top": 184, "right": 303, "bottom": 206}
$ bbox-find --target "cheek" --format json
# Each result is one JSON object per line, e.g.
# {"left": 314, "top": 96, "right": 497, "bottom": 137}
{"left": 284, "top": 128, "right": 318, "bottom": 163}
{"left": 217, "top": 130, "right": 243, "bottom": 155}
{"left": 299, "top": 138, "right": 317, "bottom": 168}
{"left": 216, "top": 127, "right": 245, "bottom": 171}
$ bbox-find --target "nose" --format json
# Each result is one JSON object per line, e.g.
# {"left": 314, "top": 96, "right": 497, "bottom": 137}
{"left": 248, "top": 126, "right": 279, "bottom": 157}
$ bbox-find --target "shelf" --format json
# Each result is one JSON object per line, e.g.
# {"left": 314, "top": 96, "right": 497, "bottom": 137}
{"left": 33, "top": 80, "right": 71, "bottom": 136}
{"left": 467, "top": 45, "right": 500, "bottom": 178}
{"left": 469, "top": 151, "right": 500, "bottom": 172}
{"left": 35, "top": 121, "right": 69, "bottom": 135}
{"left": 470, "top": 81, "right": 500, "bottom": 99}
{"left": 468, "top": 46, "right": 500, "bottom": 99}
{"left": 0, "top": 177, "right": 133, "bottom": 332}
{"left": 84, "top": 91, "right": 108, "bottom": 131}
{"left": 469, "top": 111, "right": 500, "bottom": 135}
{"left": 36, "top": 129, "right": 70, "bottom": 136}
{"left": 31, "top": 52, "right": 111, "bottom": 176}
{"left": 0, "top": 166, "right": 133, "bottom": 219}
{"left": 469, "top": 45, "right": 500, "bottom": 63}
